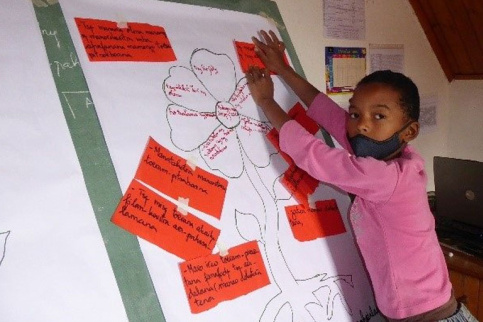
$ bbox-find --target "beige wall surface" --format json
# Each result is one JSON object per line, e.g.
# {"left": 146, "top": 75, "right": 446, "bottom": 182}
{"left": 273, "top": 0, "right": 482, "bottom": 191}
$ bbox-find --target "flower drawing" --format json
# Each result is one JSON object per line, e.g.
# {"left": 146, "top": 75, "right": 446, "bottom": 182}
{"left": 163, "top": 48, "right": 277, "bottom": 178}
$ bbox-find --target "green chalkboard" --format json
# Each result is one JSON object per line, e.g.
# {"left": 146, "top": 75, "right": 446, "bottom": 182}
{"left": 31, "top": 1, "right": 332, "bottom": 321}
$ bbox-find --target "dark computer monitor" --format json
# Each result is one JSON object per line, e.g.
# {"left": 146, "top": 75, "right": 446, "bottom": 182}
{"left": 433, "top": 156, "right": 483, "bottom": 231}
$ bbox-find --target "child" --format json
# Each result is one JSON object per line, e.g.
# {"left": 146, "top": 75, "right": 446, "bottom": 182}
{"left": 246, "top": 30, "right": 478, "bottom": 321}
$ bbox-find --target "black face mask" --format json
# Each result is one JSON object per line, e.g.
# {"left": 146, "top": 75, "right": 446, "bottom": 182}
{"left": 348, "top": 122, "right": 413, "bottom": 160}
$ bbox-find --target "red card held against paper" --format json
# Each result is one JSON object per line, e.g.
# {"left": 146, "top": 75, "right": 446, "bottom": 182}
{"left": 135, "top": 137, "right": 228, "bottom": 219}
{"left": 265, "top": 102, "right": 319, "bottom": 166}
{"left": 280, "top": 164, "right": 319, "bottom": 207}
{"left": 287, "top": 102, "right": 319, "bottom": 135}
{"left": 266, "top": 128, "right": 293, "bottom": 166}
{"left": 74, "top": 17, "right": 176, "bottom": 62}
{"left": 285, "top": 199, "right": 346, "bottom": 242}
{"left": 111, "top": 180, "right": 220, "bottom": 261}
{"left": 179, "top": 240, "right": 270, "bottom": 313}
{"left": 234, "top": 40, "right": 288, "bottom": 74}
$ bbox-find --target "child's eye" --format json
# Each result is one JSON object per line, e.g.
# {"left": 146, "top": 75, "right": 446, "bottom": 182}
{"left": 349, "top": 112, "right": 359, "bottom": 119}
{"left": 374, "top": 114, "right": 386, "bottom": 120}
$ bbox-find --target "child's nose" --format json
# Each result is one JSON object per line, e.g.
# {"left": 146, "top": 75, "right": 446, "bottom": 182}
{"left": 357, "top": 118, "right": 370, "bottom": 133}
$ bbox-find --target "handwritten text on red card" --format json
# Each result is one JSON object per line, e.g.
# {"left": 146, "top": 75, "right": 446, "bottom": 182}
{"left": 179, "top": 241, "right": 270, "bottom": 313}
{"left": 111, "top": 180, "right": 220, "bottom": 260}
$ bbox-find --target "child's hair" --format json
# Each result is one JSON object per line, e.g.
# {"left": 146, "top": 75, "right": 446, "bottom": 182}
{"left": 356, "top": 70, "right": 420, "bottom": 121}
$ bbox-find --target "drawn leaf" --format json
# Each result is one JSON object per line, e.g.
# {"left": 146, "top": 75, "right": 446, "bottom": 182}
{"left": 234, "top": 210, "right": 264, "bottom": 242}
{"left": 305, "top": 302, "right": 325, "bottom": 321}
{"left": 0, "top": 231, "right": 11, "bottom": 266}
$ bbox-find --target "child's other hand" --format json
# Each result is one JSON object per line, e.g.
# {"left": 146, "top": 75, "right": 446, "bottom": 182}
{"left": 246, "top": 66, "right": 274, "bottom": 107}
{"left": 252, "top": 30, "right": 288, "bottom": 75}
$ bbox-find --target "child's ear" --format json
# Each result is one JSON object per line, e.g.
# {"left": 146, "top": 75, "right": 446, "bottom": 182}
{"left": 402, "top": 121, "right": 419, "bottom": 142}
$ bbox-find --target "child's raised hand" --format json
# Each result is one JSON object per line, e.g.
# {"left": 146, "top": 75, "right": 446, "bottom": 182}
{"left": 245, "top": 66, "right": 274, "bottom": 107}
{"left": 252, "top": 30, "right": 288, "bottom": 75}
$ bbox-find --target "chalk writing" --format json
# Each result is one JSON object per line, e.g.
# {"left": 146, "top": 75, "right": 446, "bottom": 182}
{"left": 61, "top": 91, "right": 91, "bottom": 119}
{"left": 74, "top": 17, "right": 176, "bottom": 62}
{"left": 51, "top": 52, "right": 80, "bottom": 77}
{"left": 179, "top": 240, "right": 270, "bottom": 313}
{"left": 135, "top": 137, "right": 228, "bottom": 219}
{"left": 41, "top": 29, "right": 60, "bottom": 48}
{"left": 111, "top": 180, "right": 220, "bottom": 260}
{"left": 285, "top": 199, "right": 346, "bottom": 241}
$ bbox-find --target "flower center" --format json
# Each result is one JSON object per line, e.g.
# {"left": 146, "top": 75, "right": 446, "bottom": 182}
{"left": 215, "top": 101, "right": 240, "bottom": 129}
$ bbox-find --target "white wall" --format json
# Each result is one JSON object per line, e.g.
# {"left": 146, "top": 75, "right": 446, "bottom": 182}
{"left": 273, "top": 0, "right": 482, "bottom": 191}
{"left": 448, "top": 80, "right": 483, "bottom": 163}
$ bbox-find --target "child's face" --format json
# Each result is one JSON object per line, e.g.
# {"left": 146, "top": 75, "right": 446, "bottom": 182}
{"left": 347, "top": 83, "right": 409, "bottom": 142}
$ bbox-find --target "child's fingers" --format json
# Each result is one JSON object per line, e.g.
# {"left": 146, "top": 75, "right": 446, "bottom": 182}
{"left": 260, "top": 30, "right": 274, "bottom": 46}
{"left": 262, "top": 30, "right": 283, "bottom": 50}
{"left": 252, "top": 37, "right": 269, "bottom": 53}
{"left": 268, "top": 30, "right": 281, "bottom": 45}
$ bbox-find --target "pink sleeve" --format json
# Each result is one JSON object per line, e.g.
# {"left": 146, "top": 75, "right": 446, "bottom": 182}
{"left": 279, "top": 120, "right": 398, "bottom": 202}
{"left": 306, "top": 93, "right": 351, "bottom": 150}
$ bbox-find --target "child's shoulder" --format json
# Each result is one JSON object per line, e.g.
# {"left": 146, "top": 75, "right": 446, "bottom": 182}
{"left": 392, "top": 145, "right": 426, "bottom": 175}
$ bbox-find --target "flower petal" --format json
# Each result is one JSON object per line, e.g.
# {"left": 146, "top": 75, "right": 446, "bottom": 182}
{"left": 190, "top": 49, "right": 236, "bottom": 102}
{"left": 230, "top": 77, "right": 267, "bottom": 121}
{"left": 237, "top": 116, "right": 276, "bottom": 168}
{"left": 199, "top": 127, "right": 243, "bottom": 178}
{"left": 167, "top": 104, "right": 219, "bottom": 151}
{"left": 163, "top": 66, "right": 217, "bottom": 112}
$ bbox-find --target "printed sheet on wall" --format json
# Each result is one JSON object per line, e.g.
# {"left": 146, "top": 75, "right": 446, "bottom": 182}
{"left": 1, "top": 0, "right": 382, "bottom": 321}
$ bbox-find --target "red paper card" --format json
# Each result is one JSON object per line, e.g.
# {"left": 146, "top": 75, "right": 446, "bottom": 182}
{"left": 287, "top": 102, "right": 319, "bottom": 135}
{"left": 179, "top": 240, "right": 270, "bottom": 313}
{"left": 280, "top": 165, "right": 319, "bottom": 207}
{"left": 266, "top": 102, "right": 320, "bottom": 166}
{"left": 75, "top": 17, "right": 176, "bottom": 62}
{"left": 135, "top": 137, "right": 228, "bottom": 219}
{"left": 234, "top": 41, "right": 288, "bottom": 74}
{"left": 285, "top": 199, "right": 346, "bottom": 241}
{"left": 266, "top": 102, "right": 321, "bottom": 205}
{"left": 112, "top": 180, "right": 220, "bottom": 260}
{"left": 266, "top": 128, "right": 293, "bottom": 165}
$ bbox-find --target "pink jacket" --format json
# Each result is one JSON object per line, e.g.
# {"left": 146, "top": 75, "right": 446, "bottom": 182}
{"left": 279, "top": 93, "right": 452, "bottom": 319}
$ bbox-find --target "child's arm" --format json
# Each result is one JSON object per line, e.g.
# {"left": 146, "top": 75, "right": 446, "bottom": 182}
{"left": 252, "top": 30, "right": 320, "bottom": 108}
{"left": 246, "top": 66, "right": 290, "bottom": 131}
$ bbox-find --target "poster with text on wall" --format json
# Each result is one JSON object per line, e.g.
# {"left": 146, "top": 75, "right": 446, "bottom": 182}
{"left": 325, "top": 47, "right": 366, "bottom": 95}
{"left": 57, "top": 0, "right": 380, "bottom": 321}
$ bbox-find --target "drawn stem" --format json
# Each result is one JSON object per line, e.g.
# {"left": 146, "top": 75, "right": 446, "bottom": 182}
{"left": 243, "top": 159, "right": 298, "bottom": 291}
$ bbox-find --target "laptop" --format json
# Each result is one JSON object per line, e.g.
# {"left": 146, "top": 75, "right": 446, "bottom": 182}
{"left": 433, "top": 156, "right": 483, "bottom": 245}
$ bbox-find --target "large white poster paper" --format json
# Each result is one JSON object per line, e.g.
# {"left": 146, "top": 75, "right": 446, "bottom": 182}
{"left": 58, "top": 0, "right": 380, "bottom": 321}
{"left": 0, "top": 0, "right": 127, "bottom": 320}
